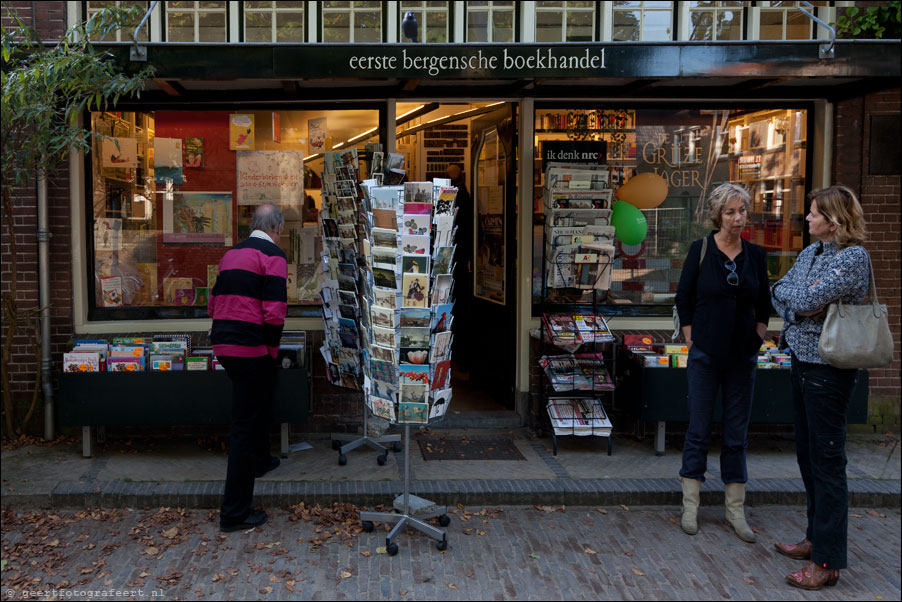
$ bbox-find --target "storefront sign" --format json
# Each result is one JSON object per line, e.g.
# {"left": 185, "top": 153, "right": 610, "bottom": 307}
{"left": 541, "top": 141, "right": 607, "bottom": 168}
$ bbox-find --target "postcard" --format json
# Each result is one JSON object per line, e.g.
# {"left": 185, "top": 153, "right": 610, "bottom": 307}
{"left": 399, "top": 348, "right": 429, "bottom": 365}
{"left": 372, "top": 325, "right": 397, "bottom": 349}
{"left": 435, "top": 186, "right": 457, "bottom": 215}
{"left": 431, "top": 303, "right": 453, "bottom": 332}
{"left": 372, "top": 267, "right": 397, "bottom": 289}
{"left": 372, "top": 247, "right": 397, "bottom": 269}
{"left": 184, "top": 136, "right": 204, "bottom": 167}
{"left": 369, "top": 358, "right": 398, "bottom": 385}
{"left": 101, "top": 137, "right": 138, "bottom": 169}
{"left": 101, "top": 276, "right": 124, "bottom": 307}
{"left": 370, "top": 397, "right": 396, "bottom": 422}
{"left": 400, "top": 235, "right": 430, "bottom": 255}
{"left": 338, "top": 304, "right": 357, "bottom": 320}
{"left": 401, "top": 273, "right": 429, "bottom": 308}
{"left": 432, "top": 245, "right": 455, "bottom": 275}
{"left": 373, "top": 208, "right": 398, "bottom": 230}
{"left": 429, "top": 388, "right": 452, "bottom": 419}
{"left": 372, "top": 227, "right": 398, "bottom": 249}
{"left": 399, "top": 307, "right": 430, "bottom": 328}
{"left": 338, "top": 290, "right": 358, "bottom": 307}
{"left": 401, "top": 214, "right": 430, "bottom": 236}
{"left": 371, "top": 186, "right": 401, "bottom": 210}
{"left": 431, "top": 274, "right": 453, "bottom": 305}
{"left": 398, "top": 398, "right": 429, "bottom": 423}
{"left": 400, "top": 327, "right": 431, "bottom": 351}
{"left": 399, "top": 363, "right": 430, "bottom": 386}
{"left": 404, "top": 182, "right": 433, "bottom": 204}
{"left": 401, "top": 255, "right": 429, "bottom": 275}
{"left": 371, "top": 344, "right": 396, "bottom": 363}
{"left": 400, "top": 385, "right": 429, "bottom": 407}
{"left": 403, "top": 202, "right": 432, "bottom": 216}
{"left": 373, "top": 286, "right": 399, "bottom": 309}
{"left": 368, "top": 378, "right": 397, "bottom": 402}
{"left": 430, "top": 331, "right": 453, "bottom": 363}
{"left": 431, "top": 359, "right": 451, "bottom": 391}
{"left": 370, "top": 305, "right": 395, "bottom": 329}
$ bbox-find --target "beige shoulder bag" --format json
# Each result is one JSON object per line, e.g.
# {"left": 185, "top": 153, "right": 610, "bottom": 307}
{"left": 818, "top": 251, "right": 894, "bottom": 369}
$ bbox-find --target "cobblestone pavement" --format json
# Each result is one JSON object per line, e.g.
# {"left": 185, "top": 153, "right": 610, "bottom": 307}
{"left": 2, "top": 504, "right": 899, "bottom": 601}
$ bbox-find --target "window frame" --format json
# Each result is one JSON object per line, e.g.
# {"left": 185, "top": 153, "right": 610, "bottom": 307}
{"left": 398, "top": 1, "right": 453, "bottom": 43}
{"left": 82, "top": 102, "right": 386, "bottom": 322}
{"left": 464, "top": 1, "right": 518, "bottom": 43}
{"left": 319, "top": 0, "right": 385, "bottom": 44}
{"left": 241, "top": 1, "right": 307, "bottom": 44}
{"left": 162, "top": 0, "right": 230, "bottom": 43}
{"left": 534, "top": 1, "right": 598, "bottom": 43}
{"left": 611, "top": 1, "right": 676, "bottom": 42}
{"left": 685, "top": 1, "right": 746, "bottom": 41}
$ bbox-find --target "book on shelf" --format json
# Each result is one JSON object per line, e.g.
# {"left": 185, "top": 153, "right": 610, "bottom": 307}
{"left": 540, "top": 353, "right": 613, "bottom": 392}
{"left": 546, "top": 398, "right": 613, "bottom": 436}
{"left": 63, "top": 352, "right": 102, "bottom": 373}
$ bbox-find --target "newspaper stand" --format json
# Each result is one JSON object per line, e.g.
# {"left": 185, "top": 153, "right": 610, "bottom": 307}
{"left": 539, "top": 161, "right": 618, "bottom": 456}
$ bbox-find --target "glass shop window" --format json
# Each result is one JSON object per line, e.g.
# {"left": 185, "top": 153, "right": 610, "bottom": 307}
{"left": 757, "top": 1, "right": 827, "bottom": 40}
{"left": 85, "top": 1, "right": 150, "bottom": 41}
{"left": 688, "top": 1, "right": 744, "bottom": 41}
{"left": 87, "top": 108, "right": 380, "bottom": 319}
{"left": 165, "top": 1, "right": 228, "bottom": 42}
{"left": 466, "top": 1, "right": 515, "bottom": 43}
{"left": 399, "top": 1, "right": 451, "bottom": 43}
{"left": 532, "top": 106, "right": 809, "bottom": 312}
{"left": 535, "top": 1, "right": 596, "bottom": 42}
{"left": 322, "top": 1, "right": 383, "bottom": 43}
{"left": 244, "top": 1, "right": 305, "bottom": 43}
{"left": 612, "top": 1, "right": 673, "bottom": 41}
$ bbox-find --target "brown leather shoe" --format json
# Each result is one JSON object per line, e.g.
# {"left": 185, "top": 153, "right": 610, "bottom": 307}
{"left": 786, "top": 561, "right": 840, "bottom": 591}
{"left": 775, "top": 538, "right": 812, "bottom": 560}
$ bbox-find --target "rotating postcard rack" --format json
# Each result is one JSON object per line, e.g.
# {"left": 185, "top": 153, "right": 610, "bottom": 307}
{"left": 319, "top": 149, "right": 401, "bottom": 464}
{"left": 358, "top": 179, "right": 459, "bottom": 555}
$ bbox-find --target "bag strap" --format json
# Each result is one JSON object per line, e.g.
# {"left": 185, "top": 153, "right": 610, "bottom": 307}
{"left": 699, "top": 236, "right": 708, "bottom": 269}
{"left": 835, "top": 247, "right": 881, "bottom": 318}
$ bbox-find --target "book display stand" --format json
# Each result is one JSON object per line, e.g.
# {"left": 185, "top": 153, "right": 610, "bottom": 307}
{"left": 540, "top": 162, "right": 618, "bottom": 455}
{"left": 355, "top": 177, "right": 459, "bottom": 555}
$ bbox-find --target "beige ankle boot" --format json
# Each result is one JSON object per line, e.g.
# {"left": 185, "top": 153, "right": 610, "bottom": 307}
{"left": 680, "top": 477, "right": 701, "bottom": 535}
{"left": 724, "top": 482, "right": 755, "bottom": 543}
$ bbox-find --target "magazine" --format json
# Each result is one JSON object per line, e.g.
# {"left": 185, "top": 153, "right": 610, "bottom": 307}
{"left": 546, "top": 398, "right": 612, "bottom": 436}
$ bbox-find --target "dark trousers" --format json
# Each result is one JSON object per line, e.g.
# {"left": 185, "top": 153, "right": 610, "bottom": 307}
{"left": 219, "top": 355, "right": 276, "bottom": 525}
{"left": 790, "top": 353, "right": 857, "bottom": 569}
{"left": 680, "top": 345, "right": 756, "bottom": 484}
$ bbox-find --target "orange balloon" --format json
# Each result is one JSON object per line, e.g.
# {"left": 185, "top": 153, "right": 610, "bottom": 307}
{"left": 616, "top": 172, "right": 669, "bottom": 209}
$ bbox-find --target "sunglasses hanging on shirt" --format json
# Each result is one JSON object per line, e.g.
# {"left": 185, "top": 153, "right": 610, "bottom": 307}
{"left": 724, "top": 259, "right": 739, "bottom": 286}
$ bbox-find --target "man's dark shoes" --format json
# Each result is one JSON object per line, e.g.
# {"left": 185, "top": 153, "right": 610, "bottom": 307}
{"left": 255, "top": 455, "right": 281, "bottom": 478}
{"left": 220, "top": 509, "right": 267, "bottom": 532}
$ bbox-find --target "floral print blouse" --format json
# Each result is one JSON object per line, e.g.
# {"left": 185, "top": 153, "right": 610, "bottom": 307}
{"left": 771, "top": 240, "right": 870, "bottom": 364}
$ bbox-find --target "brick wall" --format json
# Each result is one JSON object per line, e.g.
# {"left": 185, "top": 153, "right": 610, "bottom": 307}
{"left": 832, "top": 89, "right": 902, "bottom": 425}
{"left": 0, "top": 1, "right": 67, "bottom": 39}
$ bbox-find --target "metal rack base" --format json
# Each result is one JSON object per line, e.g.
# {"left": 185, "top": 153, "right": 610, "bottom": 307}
{"left": 330, "top": 403, "right": 401, "bottom": 465}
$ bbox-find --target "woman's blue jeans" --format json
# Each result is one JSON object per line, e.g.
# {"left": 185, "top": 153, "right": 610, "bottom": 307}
{"left": 679, "top": 345, "right": 756, "bottom": 484}
{"left": 790, "top": 353, "right": 857, "bottom": 570}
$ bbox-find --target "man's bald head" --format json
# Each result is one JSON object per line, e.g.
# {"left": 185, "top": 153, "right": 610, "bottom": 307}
{"left": 251, "top": 203, "right": 284, "bottom": 234}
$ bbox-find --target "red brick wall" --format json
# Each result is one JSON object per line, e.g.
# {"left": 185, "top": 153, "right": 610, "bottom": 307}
{"left": 833, "top": 89, "right": 902, "bottom": 408}
{"left": 0, "top": 1, "right": 67, "bottom": 39}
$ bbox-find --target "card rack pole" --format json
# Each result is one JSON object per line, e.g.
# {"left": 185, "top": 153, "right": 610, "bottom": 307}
{"left": 359, "top": 424, "right": 449, "bottom": 555}
{"left": 331, "top": 393, "right": 402, "bottom": 466}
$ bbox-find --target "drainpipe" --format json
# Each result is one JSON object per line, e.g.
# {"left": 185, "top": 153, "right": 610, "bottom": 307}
{"left": 37, "top": 168, "right": 54, "bottom": 440}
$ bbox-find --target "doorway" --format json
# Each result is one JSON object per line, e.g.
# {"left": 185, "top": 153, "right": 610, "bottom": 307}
{"left": 395, "top": 101, "right": 519, "bottom": 416}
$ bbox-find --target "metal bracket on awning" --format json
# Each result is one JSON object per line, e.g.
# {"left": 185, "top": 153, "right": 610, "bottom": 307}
{"left": 130, "top": 0, "right": 158, "bottom": 61}
{"left": 797, "top": 1, "right": 836, "bottom": 59}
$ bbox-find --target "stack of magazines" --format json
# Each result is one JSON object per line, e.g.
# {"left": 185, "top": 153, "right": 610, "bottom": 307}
{"left": 546, "top": 398, "right": 613, "bottom": 436}
{"left": 539, "top": 352, "right": 614, "bottom": 392}
{"left": 542, "top": 313, "right": 615, "bottom": 345}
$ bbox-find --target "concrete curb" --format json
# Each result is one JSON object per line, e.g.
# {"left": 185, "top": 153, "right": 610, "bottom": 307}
{"left": 3, "top": 477, "right": 897, "bottom": 510}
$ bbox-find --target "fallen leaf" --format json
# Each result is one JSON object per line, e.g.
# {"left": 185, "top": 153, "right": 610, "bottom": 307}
{"left": 162, "top": 527, "right": 179, "bottom": 539}
{"left": 866, "top": 509, "right": 887, "bottom": 518}
{"left": 851, "top": 513, "right": 863, "bottom": 518}
{"left": 259, "top": 586, "right": 273, "bottom": 594}
{"left": 744, "top": 577, "right": 754, "bottom": 584}
{"left": 632, "top": 569, "right": 645, "bottom": 576}
{"left": 143, "top": 547, "right": 159, "bottom": 556}
{"left": 596, "top": 508, "right": 608, "bottom": 515}
{"left": 449, "top": 584, "right": 458, "bottom": 590}
{"left": 584, "top": 548, "right": 597, "bottom": 555}
{"left": 529, "top": 553, "right": 540, "bottom": 559}
{"left": 376, "top": 546, "right": 387, "bottom": 554}
{"left": 625, "top": 552, "right": 632, "bottom": 557}
{"left": 620, "top": 504, "right": 630, "bottom": 511}
{"left": 400, "top": 589, "right": 408, "bottom": 595}
{"left": 340, "top": 571, "right": 352, "bottom": 579}
{"left": 360, "top": 551, "right": 371, "bottom": 557}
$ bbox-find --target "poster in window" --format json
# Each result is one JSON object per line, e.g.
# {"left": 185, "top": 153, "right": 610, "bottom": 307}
{"left": 308, "top": 117, "right": 327, "bottom": 153}
{"left": 101, "top": 137, "right": 138, "bottom": 169}
{"left": 229, "top": 113, "right": 255, "bottom": 150}
{"left": 94, "top": 217, "right": 123, "bottom": 251}
{"left": 162, "top": 192, "right": 233, "bottom": 245}
{"left": 154, "top": 137, "right": 184, "bottom": 184}
{"left": 101, "top": 276, "right": 124, "bottom": 307}
{"left": 236, "top": 151, "right": 304, "bottom": 211}
{"left": 184, "top": 137, "right": 204, "bottom": 167}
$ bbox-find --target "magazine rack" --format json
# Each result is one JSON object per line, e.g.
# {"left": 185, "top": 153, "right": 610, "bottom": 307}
{"left": 539, "top": 162, "right": 618, "bottom": 456}
{"left": 359, "top": 424, "right": 450, "bottom": 555}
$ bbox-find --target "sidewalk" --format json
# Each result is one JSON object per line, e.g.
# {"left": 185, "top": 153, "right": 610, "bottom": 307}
{"left": 2, "top": 427, "right": 899, "bottom": 511}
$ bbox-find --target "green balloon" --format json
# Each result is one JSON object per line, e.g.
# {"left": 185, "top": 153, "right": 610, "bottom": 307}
{"left": 611, "top": 201, "right": 648, "bottom": 245}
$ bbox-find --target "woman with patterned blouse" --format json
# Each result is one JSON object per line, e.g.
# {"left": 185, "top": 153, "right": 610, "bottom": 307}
{"left": 771, "top": 186, "right": 870, "bottom": 591}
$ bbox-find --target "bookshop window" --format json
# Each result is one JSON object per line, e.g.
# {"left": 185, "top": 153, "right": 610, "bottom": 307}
{"left": 758, "top": 1, "right": 826, "bottom": 40}
{"left": 612, "top": 1, "right": 673, "bottom": 42}
{"left": 85, "top": 1, "right": 150, "bottom": 41}
{"left": 322, "top": 1, "right": 382, "bottom": 43}
{"left": 399, "top": 1, "right": 450, "bottom": 43}
{"left": 88, "top": 108, "right": 380, "bottom": 319}
{"left": 466, "top": 1, "right": 515, "bottom": 43}
{"left": 532, "top": 107, "right": 809, "bottom": 312}
{"left": 688, "top": 1, "right": 743, "bottom": 41}
{"left": 244, "top": 1, "right": 305, "bottom": 43}
{"left": 535, "top": 1, "right": 596, "bottom": 42}
{"left": 165, "top": 1, "right": 228, "bottom": 42}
